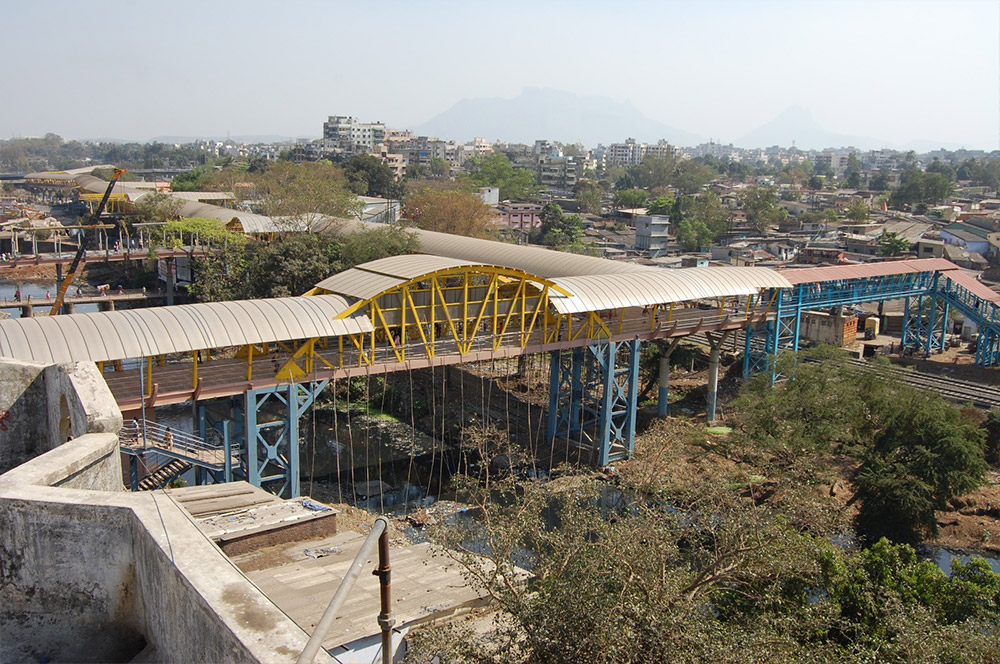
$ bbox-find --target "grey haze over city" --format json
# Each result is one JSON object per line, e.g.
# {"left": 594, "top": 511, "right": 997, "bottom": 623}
{"left": 2, "top": 0, "right": 998, "bottom": 151}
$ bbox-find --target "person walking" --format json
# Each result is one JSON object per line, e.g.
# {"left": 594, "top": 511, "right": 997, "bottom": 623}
{"left": 163, "top": 427, "right": 174, "bottom": 451}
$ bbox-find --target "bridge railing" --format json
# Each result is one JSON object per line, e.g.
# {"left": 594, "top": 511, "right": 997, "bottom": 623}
{"left": 120, "top": 419, "right": 231, "bottom": 467}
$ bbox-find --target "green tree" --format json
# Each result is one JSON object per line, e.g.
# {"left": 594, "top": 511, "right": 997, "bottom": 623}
{"left": 466, "top": 153, "right": 538, "bottom": 201}
{"left": 613, "top": 187, "right": 648, "bottom": 209}
{"left": 339, "top": 224, "right": 419, "bottom": 267}
{"left": 574, "top": 181, "right": 602, "bottom": 215}
{"left": 808, "top": 175, "right": 825, "bottom": 190}
{"left": 170, "top": 166, "right": 212, "bottom": 192}
{"left": 890, "top": 169, "right": 952, "bottom": 209}
{"left": 676, "top": 218, "right": 714, "bottom": 251}
{"left": 740, "top": 185, "right": 786, "bottom": 233}
{"left": 733, "top": 351, "right": 987, "bottom": 544}
{"left": 533, "top": 202, "right": 585, "bottom": 248}
{"left": 870, "top": 172, "right": 890, "bottom": 191}
{"left": 131, "top": 192, "right": 183, "bottom": 225}
{"left": 689, "top": 190, "right": 729, "bottom": 242}
{"left": 845, "top": 199, "right": 870, "bottom": 222}
{"left": 853, "top": 391, "right": 986, "bottom": 543}
{"left": 646, "top": 196, "right": 675, "bottom": 215}
{"left": 342, "top": 154, "right": 404, "bottom": 199}
{"left": 429, "top": 156, "right": 449, "bottom": 178}
{"left": 876, "top": 231, "right": 910, "bottom": 256}
{"left": 246, "top": 160, "right": 361, "bottom": 230}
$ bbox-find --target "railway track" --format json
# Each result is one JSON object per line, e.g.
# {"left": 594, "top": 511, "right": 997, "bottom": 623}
{"left": 679, "top": 333, "right": 999, "bottom": 409}
{"left": 845, "top": 359, "right": 1000, "bottom": 410}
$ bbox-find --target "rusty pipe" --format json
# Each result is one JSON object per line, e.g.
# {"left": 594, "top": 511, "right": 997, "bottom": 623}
{"left": 375, "top": 528, "right": 394, "bottom": 664}
{"left": 297, "top": 516, "right": 390, "bottom": 664}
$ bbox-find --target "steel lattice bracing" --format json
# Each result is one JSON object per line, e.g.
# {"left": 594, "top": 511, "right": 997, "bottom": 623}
{"left": 546, "top": 339, "right": 641, "bottom": 466}
{"left": 196, "top": 381, "right": 329, "bottom": 497}
{"left": 744, "top": 265, "right": 1000, "bottom": 378}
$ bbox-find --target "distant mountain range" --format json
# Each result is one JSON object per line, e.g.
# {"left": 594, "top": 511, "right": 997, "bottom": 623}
{"left": 734, "top": 106, "right": 875, "bottom": 151}
{"left": 76, "top": 90, "right": 970, "bottom": 152}
{"left": 412, "top": 88, "right": 704, "bottom": 147}
{"left": 733, "top": 106, "right": 968, "bottom": 152}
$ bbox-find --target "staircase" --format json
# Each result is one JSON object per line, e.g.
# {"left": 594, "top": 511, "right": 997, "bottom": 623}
{"left": 137, "top": 459, "right": 192, "bottom": 491}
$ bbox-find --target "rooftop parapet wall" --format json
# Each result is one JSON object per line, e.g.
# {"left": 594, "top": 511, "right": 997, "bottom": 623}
{"left": 0, "top": 359, "right": 122, "bottom": 474}
{"left": 0, "top": 362, "right": 334, "bottom": 663}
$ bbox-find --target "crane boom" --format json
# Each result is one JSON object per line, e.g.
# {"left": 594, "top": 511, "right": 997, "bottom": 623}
{"left": 48, "top": 168, "right": 127, "bottom": 316}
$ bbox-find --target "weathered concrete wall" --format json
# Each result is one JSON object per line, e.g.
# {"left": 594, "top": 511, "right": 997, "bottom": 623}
{"left": 0, "top": 360, "right": 334, "bottom": 663}
{"left": 0, "top": 359, "right": 122, "bottom": 474}
{"left": 0, "top": 493, "right": 145, "bottom": 662}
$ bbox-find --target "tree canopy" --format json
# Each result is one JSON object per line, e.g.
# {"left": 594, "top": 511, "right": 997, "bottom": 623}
{"left": 739, "top": 185, "right": 787, "bottom": 233}
{"left": 404, "top": 188, "right": 496, "bottom": 238}
{"left": 342, "top": 153, "right": 404, "bottom": 199}
{"left": 466, "top": 153, "right": 538, "bottom": 201}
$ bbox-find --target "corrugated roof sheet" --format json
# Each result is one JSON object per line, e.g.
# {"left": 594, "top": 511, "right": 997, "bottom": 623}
{"left": 354, "top": 255, "right": 477, "bottom": 280}
{"left": 331, "top": 219, "right": 650, "bottom": 279}
{"left": 549, "top": 267, "right": 792, "bottom": 314}
{"left": 0, "top": 295, "right": 372, "bottom": 365}
{"left": 780, "top": 258, "right": 958, "bottom": 285}
{"left": 944, "top": 271, "right": 1000, "bottom": 304}
{"left": 316, "top": 269, "right": 407, "bottom": 301}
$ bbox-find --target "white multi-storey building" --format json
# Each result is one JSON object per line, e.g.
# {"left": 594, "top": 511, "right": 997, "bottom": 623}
{"left": 322, "top": 116, "right": 387, "bottom": 153}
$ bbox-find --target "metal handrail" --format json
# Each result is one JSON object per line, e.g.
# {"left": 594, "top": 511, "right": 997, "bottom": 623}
{"left": 297, "top": 516, "right": 392, "bottom": 664}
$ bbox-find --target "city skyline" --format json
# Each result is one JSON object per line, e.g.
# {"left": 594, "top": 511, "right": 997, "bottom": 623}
{"left": 2, "top": 0, "right": 998, "bottom": 149}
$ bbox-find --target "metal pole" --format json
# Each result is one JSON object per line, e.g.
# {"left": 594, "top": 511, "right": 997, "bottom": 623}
{"left": 139, "top": 359, "right": 148, "bottom": 449}
{"left": 376, "top": 528, "right": 394, "bottom": 664}
{"left": 296, "top": 516, "right": 390, "bottom": 664}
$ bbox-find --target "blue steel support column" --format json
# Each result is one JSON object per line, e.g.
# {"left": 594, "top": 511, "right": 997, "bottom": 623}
{"left": 924, "top": 295, "right": 938, "bottom": 357}
{"left": 288, "top": 384, "right": 301, "bottom": 499}
{"left": 546, "top": 351, "right": 560, "bottom": 442}
{"left": 244, "top": 389, "right": 261, "bottom": 489}
{"left": 792, "top": 285, "right": 804, "bottom": 352}
{"left": 569, "top": 347, "right": 584, "bottom": 434}
{"left": 595, "top": 342, "right": 615, "bottom": 467}
{"left": 902, "top": 297, "right": 911, "bottom": 346}
{"left": 222, "top": 420, "right": 233, "bottom": 483}
{"left": 939, "top": 303, "right": 950, "bottom": 352}
{"left": 623, "top": 338, "right": 641, "bottom": 457}
{"left": 130, "top": 456, "right": 138, "bottom": 492}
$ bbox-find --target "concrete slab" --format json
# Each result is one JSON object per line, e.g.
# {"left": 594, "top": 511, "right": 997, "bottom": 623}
{"left": 239, "top": 530, "right": 487, "bottom": 653}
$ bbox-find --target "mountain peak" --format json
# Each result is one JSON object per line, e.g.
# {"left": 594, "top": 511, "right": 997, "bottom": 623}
{"left": 412, "top": 87, "right": 702, "bottom": 146}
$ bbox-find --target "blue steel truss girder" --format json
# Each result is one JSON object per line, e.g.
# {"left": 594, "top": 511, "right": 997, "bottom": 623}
{"left": 244, "top": 380, "right": 330, "bottom": 498}
{"left": 547, "top": 339, "right": 640, "bottom": 467}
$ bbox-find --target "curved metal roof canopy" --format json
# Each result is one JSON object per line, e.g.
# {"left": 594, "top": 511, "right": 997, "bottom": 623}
{"left": 549, "top": 267, "right": 793, "bottom": 314}
{"left": 316, "top": 254, "right": 792, "bottom": 315}
{"left": 0, "top": 295, "right": 372, "bottom": 365}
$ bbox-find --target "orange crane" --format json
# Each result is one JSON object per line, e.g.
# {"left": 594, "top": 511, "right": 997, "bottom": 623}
{"left": 49, "top": 168, "right": 127, "bottom": 316}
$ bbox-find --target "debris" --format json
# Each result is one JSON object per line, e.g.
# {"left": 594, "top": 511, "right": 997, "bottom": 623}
{"left": 304, "top": 546, "right": 341, "bottom": 559}
{"left": 301, "top": 498, "right": 332, "bottom": 512}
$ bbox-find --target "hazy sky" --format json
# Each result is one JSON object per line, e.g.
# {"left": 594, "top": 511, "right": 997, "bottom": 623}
{"left": 2, "top": 0, "right": 998, "bottom": 148}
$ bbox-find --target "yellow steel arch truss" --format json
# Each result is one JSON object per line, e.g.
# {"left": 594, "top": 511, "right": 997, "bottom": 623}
{"left": 273, "top": 265, "right": 619, "bottom": 380}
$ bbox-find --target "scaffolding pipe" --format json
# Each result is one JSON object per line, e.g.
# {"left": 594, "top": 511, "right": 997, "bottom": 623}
{"left": 296, "top": 516, "right": 391, "bottom": 664}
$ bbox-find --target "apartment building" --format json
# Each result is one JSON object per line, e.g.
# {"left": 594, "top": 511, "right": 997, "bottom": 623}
{"left": 322, "top": 116, "right": 386, "bottom": 153}
{"left": 605, "top": 138, "right": 678, "bottom": 167}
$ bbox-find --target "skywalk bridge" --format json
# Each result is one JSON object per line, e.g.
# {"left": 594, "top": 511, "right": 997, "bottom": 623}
{"left": 1, "top": 228, "right": 996, "bottom": 498}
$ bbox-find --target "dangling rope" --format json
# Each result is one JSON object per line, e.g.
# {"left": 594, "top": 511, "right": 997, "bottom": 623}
{"left": 426, "top": 364, "right": 438, "bottom": 500}
{"left": 404, "top": 360, "right": 417, "bottom": 512}
{"left": 377, "top": 368, "right": 389, "bottom": 514}
{"left": 363, "top": 366, "right": 374, "bottom": 511}
{"left": 309, "top": 381, "right": 317, "bottom": 498}
{"left": 332, "top": 376, "right": 343, "bottom": 505}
